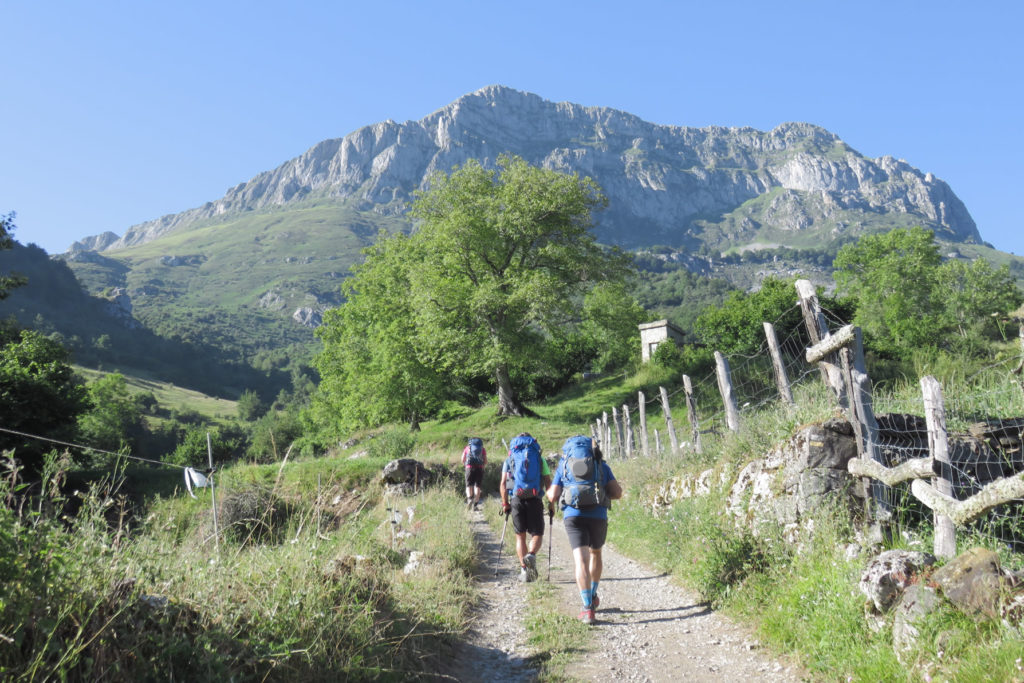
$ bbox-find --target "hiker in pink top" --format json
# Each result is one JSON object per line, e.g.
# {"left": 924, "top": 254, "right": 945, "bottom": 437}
{"left": 462, "top": 437, "right": 487, "bottom": 510}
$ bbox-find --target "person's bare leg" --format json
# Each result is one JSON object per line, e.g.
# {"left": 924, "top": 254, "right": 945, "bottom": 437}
{"left": 515, "top": 533, "right": 528, "bottom": 566}
{"left": 527, "top": 534, "right": 543, "bottom": 555}
{"left": 573, "top": 546, "right": 592, "bottom": 591}
{"left": 590, "top": 547, "right": 603, "bottom": 583}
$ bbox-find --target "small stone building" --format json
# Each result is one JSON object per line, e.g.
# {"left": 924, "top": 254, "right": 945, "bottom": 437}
{"left": 638, "top": 319, "right": 685, "bottom": 362}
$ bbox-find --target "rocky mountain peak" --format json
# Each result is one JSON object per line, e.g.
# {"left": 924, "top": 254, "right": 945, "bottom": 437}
{"left": 75, "top": 86, "right": 981, "bottom": 254}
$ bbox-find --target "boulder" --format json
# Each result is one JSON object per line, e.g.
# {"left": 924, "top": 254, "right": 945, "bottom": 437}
{"left": 381, "top": 458, "right": 433, "bottom": 495}
{"left": 892, "top": 583, "right": 941, "bottom": 655}
{"left": 859, "top": 549, "right": 936, "bottom": 614}
{"left": 932, "top": 547, "right": 1009, "bottom": 619}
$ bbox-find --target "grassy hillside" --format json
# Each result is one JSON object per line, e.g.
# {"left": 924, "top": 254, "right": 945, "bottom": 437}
{"left": 0, "top": 242, "right": 291, "bottom": 399}
{"left": 75, "top": 365, "right": 239, "bottom": 423}
{"left": 7, "top": 347, "right": 1024, "bottom": 680}
{"left": 68, "top": 199, "right": 408, "bottom": 363}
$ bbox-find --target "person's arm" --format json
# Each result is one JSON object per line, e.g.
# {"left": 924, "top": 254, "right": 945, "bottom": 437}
{"left": 604, "top": 465, "right": 623, "bottom": 500}
{"left": 546, "top": 461, "right": 562, "bottom": 505}
{"left": 499, "top": 462, "right": 510, "bottom": 513}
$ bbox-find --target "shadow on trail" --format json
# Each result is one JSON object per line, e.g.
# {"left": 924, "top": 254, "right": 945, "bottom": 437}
{"left": 431, "top": 640, "right": 540, "bottom": 682}
{"left": 598, "top": 603, "right": 713, "bottom": 625}
{"left": 600, "top": 572, "right": 670, "bottom": 582}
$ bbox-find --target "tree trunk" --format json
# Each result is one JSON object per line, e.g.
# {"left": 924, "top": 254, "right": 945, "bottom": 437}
{"left": 495, "top": 364, "right": 535, "bottom": 417}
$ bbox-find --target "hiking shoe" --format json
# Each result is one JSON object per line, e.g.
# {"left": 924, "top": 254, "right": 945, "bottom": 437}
{"left": 472, "top": 501, "right": 480, "bottom": 511}
{"left": 579, "top": 608, "right": 595, "bottom": 625}
{"left": 592, "top": 593, "right": 600, "bottom": 611}
{"left": 524, "top": 553, "right": 538, "bottom": 581}
{"left": 519, "top": 566, "right": 532, "bottom": 583}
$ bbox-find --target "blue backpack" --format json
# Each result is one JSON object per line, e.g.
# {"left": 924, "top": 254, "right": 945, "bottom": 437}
{"left": 466, "top": 437, "right": 484, "bottom": 466}
{"left": 559, "top": 436, "right": 609, "bottom": 509}
{"left": 507, "top": 434, "right": 542, "bottom": 499}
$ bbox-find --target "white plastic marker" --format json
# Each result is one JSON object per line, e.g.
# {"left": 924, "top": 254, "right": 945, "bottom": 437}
{"left": 184, "top": 467, "right": 209, "bottom": 498}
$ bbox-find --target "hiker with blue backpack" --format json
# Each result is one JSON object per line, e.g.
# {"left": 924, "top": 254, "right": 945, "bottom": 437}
{"left": 499, "top": 433, "right": 554, "bottom": 582}
{"left": 547, "top": 436, "right": 623, "bottom": 625}
{"left": 462, "top": 437, "right": 487, "bottom": 510}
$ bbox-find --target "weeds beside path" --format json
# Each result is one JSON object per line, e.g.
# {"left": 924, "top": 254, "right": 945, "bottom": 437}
{"left": 439, "top": 505, "right": 539, "bottom": 682}
{"left": 543, "top": 519, "right": 808, "bottom": 682}
{"left": 443, "top": 498, "right": 808, "bottom": 682}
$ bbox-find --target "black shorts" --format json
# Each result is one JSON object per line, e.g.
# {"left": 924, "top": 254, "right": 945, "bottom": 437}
{"left": 564, "top": 516, "right": 608, "bottom": 550}
{"left": 464, "top": 466, "right": 484, "bottom": 487}
{"left": 511, "top": 496, "right": 545, "bottom": 537}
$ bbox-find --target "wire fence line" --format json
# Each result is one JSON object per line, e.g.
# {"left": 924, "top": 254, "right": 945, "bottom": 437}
{"left": 592, "top": 280, "right": 1024, "bottom": 558}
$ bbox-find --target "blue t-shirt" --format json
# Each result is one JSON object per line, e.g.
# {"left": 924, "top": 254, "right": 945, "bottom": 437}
{"left": 553, "top": 459, "right": 615, "bottom": 520}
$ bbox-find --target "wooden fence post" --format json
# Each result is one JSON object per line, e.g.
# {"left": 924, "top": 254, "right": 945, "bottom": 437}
{"left": 714, "top": 351, "right": 740, "bottom": 432}
{"left": 763, "top": 321, "right": 794, "bottom": 406}
{"left": 601, "top": 412, "right": 608, "bottom": 452}
{"left": 921, "top": 375, "right": 956, "bottom": 559}
{"left": 654, "top": 429, "right": 662, "bottom": 455}
{"left": 623, "top": 404, "right": 633, "bottom": 458}
{"left": 612, "top": 407, "right": 624, "bottom": 459}
{"left": 638, "top": 391, "right": 650, "bottom": 457}
{"left": 659, "top": 386, "right": 680, "bottom": 454}
{"left": 683, "top": 374, "right": 702, "bottom": 454}
{"left": 795, "top": 279, "right": 847, "bottom": 408}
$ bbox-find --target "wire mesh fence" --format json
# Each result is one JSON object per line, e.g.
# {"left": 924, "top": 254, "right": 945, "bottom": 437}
{"left": 593, "top": 283, "right": 1024, "bottom": 558}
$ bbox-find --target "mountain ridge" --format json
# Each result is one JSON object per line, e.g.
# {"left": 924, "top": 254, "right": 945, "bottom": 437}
{"left": 69, "top": 85, "right": 981, "bottom": 254}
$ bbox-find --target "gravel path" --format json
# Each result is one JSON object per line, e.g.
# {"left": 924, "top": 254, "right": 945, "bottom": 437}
{"left": 439, "top": 503, "right": 809, "bottom": 682}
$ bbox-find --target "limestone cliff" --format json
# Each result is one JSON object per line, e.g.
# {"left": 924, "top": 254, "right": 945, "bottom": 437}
{"left": 91, "top": 85, "right": 979, "bottom": 252}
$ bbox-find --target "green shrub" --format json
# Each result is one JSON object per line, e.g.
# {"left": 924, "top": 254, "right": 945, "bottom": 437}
{"left": 367, "top": 428, "right": 416, "bottom": 461}
{"left": 217, "top": 486, "right": 293, "bottom": 546}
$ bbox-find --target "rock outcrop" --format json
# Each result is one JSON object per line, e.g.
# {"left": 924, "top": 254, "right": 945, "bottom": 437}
{"left": 726, "top": 417, "right": 863, "bottom": 539}
{"left": 80, "top": 86, "right": 980, "bottom": 254}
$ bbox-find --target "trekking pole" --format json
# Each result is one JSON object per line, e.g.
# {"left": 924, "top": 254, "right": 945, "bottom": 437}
{"left": 547, "top": 506, "right": 554, "bottom": 581}
{"left": 494, "top": 510, "right": 510, "bottom": 577}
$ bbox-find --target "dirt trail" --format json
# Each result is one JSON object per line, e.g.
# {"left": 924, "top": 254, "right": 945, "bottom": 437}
{"left": 440, "top": 504, "right": 808, "bottom": 682}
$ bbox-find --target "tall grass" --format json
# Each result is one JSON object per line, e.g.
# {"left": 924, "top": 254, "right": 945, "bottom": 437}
{"left": 603, "top": 364, "right": 1024, "bottom": 682}
{"left": 0, "top": 451, "right": 477, "bottom": 681}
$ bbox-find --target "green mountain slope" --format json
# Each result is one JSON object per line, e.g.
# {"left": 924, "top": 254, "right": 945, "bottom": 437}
{"left": 0, "top": 242, "right": 289, "bottom": 398}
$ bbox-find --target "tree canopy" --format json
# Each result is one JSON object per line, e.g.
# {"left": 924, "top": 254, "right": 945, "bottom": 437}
{"left": 833, "top": 227, "right": 1022, "bottom": 356}
{"left": 311, "top": 154, "right": 633, "bottom": 430}
{"left": 0, "top": 212, "right": 27, "bottom": 299}
{"left": 0, "top": 325, "right": 88, "bottom": 473}
{"left": 406, "top": 155, "right": 630, "bottom": 415}
{"left": 311, "top": 232, "right": 447, "bottom": 434}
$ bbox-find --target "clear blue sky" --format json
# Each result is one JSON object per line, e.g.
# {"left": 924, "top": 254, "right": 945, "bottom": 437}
{"left": 3, "top": 1, "right": 1022, "bottom": 256}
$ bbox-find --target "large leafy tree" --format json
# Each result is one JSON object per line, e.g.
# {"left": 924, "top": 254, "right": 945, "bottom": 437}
{"left": 0, "top": 326, "right": 88, "bottom": 473}
{"left": 407, "top": 154, "right": 630, "bottom": 416}
{"left": 76, "top": 373, "right": 145, "bottom": 455}
{"left": 311, "top": 233, "right": 448, "bottom": 434}
{"left": 833, "top": 226, "right": 1022, "bottom": 356}
{"left": 580, "top": 282, "right": 648, "bottom": 372}
{"left": 936, "top": 257, "right": 1022, "bottom": 343}
{"left": 695, "top": 276, "right": 811, "bottom": 355}
{"left": 832, "top": 226, "right": 943, "bottom": 353}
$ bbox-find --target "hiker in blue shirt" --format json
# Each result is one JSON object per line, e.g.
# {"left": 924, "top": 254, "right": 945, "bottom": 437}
{"left": 500, "top": 433, "right": 553, "bottom": 583}
{"left": 547, "top": 436, "right": 622, "bottom": 625}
